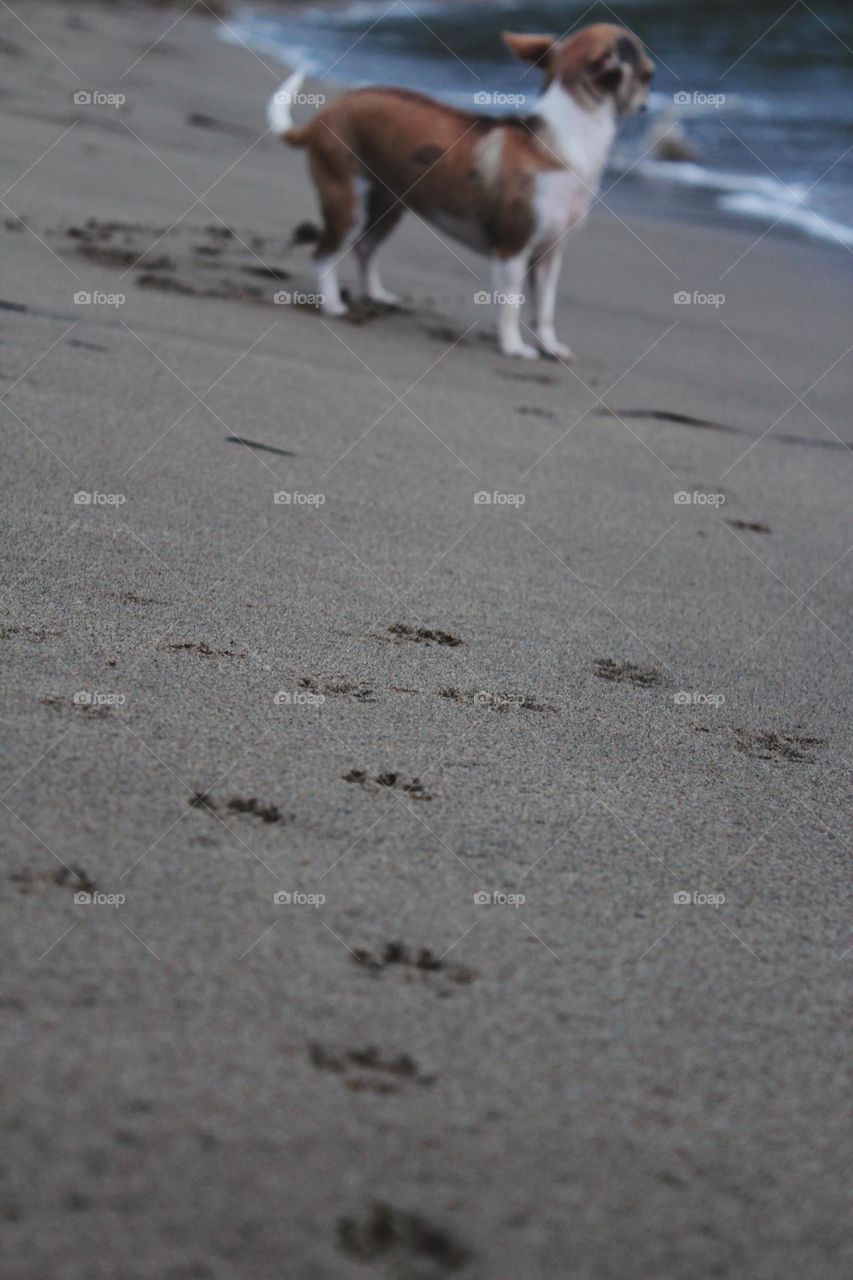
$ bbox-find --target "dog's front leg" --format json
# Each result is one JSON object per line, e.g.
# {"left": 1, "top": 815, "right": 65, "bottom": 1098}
{"left": 494, "top": 251, "right": 538, "bottom": 359}
{"left": 316, "top": 255, "right": 348, "bottom": 317}
{"left": 534, "top": 244, "right": 573, "bottom": 362}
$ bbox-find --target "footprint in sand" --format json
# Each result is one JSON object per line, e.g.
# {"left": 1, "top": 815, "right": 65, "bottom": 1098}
{"left": 351, "top": 941, "right": 476, "bottom": 988}
{"left": 337, "top": 1202, "right": 471, "bottom": 1274}
{"left": 593, "top": 658, "right": 663, "bottom": 687}
{"left": 732, "top": 729, "right": 825, "bottom": 763}
{"left": 387, "top": 622, "right": 463, "bottom": 647}
{"left": 309, "top": 1043, "right": 434, "bottom": 1092}
{"left": 342, "top": 770, "right": 433, "bottom": 799}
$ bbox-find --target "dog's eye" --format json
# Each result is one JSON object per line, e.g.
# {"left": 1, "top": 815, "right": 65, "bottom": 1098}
{"left": 639, "top": 68, "right": 654, "bottom": 85}
{"left": 598, "top": 65, "right": 622, "bottom": 91}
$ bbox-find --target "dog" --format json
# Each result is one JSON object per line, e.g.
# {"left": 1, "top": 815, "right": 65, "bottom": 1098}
{"left": 267, "top": 24, "right": 654, "bottom": 360}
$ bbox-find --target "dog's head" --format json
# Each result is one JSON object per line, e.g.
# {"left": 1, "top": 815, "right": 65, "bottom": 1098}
{"left": 503, "top": 24, "right": 654, "bottom": 116}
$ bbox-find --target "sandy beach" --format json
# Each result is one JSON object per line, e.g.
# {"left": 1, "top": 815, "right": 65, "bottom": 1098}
{"left": 2, "top": 3, "right": 852, "bottom": 1278}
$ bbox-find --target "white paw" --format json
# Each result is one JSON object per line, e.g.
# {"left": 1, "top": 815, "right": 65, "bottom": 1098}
{"left": 502, "top": 340, "right": 540, "bottom": 360}
{"left": 537, "top": 333, "right": 575, "bottom": 363}
{"left": 322, "top": 299, "right": 349, "bottom": 318}
{"left": 367, "top": 287, "right": 400, "bottom": 306}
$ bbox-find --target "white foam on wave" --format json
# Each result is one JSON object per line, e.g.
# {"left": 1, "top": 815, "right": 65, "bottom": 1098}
{"left": 320, "top": 0, "right": 453, "bottom": 23}
{"left": 623, "top": 157, "right": 853, "bottom": 248}
{"left": 219, "top": 14, "right": 324, "bottom": 74}
{"left": 718, "top": 192, "right": 853, "bottom": 248}
{"left": 631, "top": 158, "right": 806, "bottom": 201}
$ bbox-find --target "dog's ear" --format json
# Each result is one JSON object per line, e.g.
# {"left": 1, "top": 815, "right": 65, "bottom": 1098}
{"left": 502, "top": 32, "right": 557, "bottom": 68}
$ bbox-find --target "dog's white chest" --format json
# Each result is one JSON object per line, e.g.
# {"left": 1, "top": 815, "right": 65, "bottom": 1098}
{"left": 533, "top": 170, "right": 591, "bottom": 245}
{"left": 533, "top": 83, "right": 615, "bottom": 244}
{"left": 538, "top": 82, "right": 616, "bottom": 182}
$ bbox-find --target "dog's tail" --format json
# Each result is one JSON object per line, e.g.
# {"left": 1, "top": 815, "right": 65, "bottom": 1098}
{"left": 267, "top": 69, "right": 311, "bottom": 146}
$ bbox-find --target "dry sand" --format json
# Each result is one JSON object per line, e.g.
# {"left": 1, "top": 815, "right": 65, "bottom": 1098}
{"left": 2, "top": 4, "right": 852, "bottom": 1279}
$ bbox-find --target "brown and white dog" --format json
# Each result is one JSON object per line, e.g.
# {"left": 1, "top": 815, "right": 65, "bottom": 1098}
{"left": 267, "top": 24, "right": 654, "bottom": 360}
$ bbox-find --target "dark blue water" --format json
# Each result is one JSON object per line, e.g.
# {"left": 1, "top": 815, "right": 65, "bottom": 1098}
{"left": 229, "top": 0, "right": 853, "bottom": 248}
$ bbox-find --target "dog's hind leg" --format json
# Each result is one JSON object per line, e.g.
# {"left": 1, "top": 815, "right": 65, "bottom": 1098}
{"left": 309, "top": 151, "right": 359, "bottom": 316}
{"left": 353, "top": 184, "right": 404, "bottom": 305}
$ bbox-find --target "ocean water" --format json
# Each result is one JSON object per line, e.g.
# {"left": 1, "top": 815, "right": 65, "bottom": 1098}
{"left": 228, "top": 0, "right": 853, "bottom": 250}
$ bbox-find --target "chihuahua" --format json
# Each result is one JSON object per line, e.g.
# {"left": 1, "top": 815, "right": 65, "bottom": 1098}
{"left": 268, "top": 24, "right": 654, "bottom": 360}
